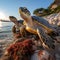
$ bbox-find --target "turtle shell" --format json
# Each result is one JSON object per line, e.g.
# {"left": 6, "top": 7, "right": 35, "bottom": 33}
{"left": 32, "top": 16, "right": 53, "bottom": 29}
{"left": 18, "top": 20, "right": 23, "bottom": 24}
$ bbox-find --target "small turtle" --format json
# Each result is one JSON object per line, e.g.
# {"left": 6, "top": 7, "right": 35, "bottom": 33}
{"left": 9, "top": 16, "right": 26, "bottom": 37}
{"left": 19, "top": 7, "right": 56, "bottom": 49}
{"left": 9, "top": 16, "right": 23, "bottom": 26}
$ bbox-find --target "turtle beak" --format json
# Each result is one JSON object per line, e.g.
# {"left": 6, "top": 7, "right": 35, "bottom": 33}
{"left": 19, "top": 7, "right": 25, "bottom": 13}
{"left": 19, "top": 7, "right": 22, "bottom": 13}
{"left": 19, "top": 7, "right": 31, "bottom": 22}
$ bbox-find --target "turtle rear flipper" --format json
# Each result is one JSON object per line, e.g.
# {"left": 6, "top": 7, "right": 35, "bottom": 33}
{"left": 37, "top": 27, "right": 55, "bottom": 49}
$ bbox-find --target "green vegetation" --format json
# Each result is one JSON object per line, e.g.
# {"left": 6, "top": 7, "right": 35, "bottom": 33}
{"left": 33, "top": 6, "right": 60, "bottom": 16}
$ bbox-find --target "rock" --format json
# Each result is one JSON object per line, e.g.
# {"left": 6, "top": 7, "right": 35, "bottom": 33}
{"left": 50, "top": 0, "right": 60, "bottom": 9}
{"left": 56, "top": 54, "right": 60, "bottom": 60}
{"left": 31, "top": 50, "right": 56, "bottom": 60}
{"left": 55, "top": 36, "right": 60, "bottom": 43}
{"left": 44, "top": 12, "right": 60, "bottom": 26}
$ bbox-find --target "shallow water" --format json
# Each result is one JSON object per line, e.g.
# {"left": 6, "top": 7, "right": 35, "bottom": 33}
{"left": 0, "top": 21, "right": 14, "bottom": 32}
{"left": 0, "top": 21, "right": 14, "bottom": 39}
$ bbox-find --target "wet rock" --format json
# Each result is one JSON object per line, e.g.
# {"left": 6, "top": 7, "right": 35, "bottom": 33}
{"left": 31, "top": 50, "right": 56, "bottom": 60}
{"left": 56, "top": 54, "right": 60, "bottom": 60}
{"left": 55, "top": 36, "right": 60, "bottom": 43}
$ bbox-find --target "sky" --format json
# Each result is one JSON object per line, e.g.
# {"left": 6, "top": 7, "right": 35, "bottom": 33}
{"left": 0, "top": 0, "right": 54, "bottom": 20}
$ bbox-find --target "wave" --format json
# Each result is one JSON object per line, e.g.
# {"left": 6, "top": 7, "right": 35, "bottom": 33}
{"left": 0, "top": 21, "right": 14, "bottom": 27}
{"left": 0, "top": 30, "right": 12, "bottom": 33}
{"left": 0, "top": 26, "right": 12, "bottom": 28}
{"left": 0, "top": 26, "right": 12, "bottom": 33}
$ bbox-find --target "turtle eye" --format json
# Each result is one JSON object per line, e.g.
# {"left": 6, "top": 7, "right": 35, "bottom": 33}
{"left": 24, "top": 8, "right": 27, "bottom": 11}
{"left": 25, "top": 9, "right": 27, "bottom": 11}
{"left": 24, "top": 7, "right": 27, "bottom": 9}
{"left": 23, "top": 7, "right": 27, "bottom": 11}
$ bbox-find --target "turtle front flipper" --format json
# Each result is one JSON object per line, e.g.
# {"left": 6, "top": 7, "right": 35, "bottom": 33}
{"left": 37, "top": 27, "right": 55, "bottom": 49}
{"left": 9, "top": 16, "right": 20, "bottom": 26}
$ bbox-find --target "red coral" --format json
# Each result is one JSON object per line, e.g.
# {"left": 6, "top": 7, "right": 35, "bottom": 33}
{"left": 7, "top": 39, "right": 35, "bottom": 60}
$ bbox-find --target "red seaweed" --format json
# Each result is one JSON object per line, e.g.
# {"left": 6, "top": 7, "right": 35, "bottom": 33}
{"left": 7, "top": 39, "right": 35, "bottom": 60}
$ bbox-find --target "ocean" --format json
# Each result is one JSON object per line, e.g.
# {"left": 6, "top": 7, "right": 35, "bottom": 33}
{"left": 0, "top": 21, "right": 14, "bottom": 32}
{"left": 0, "top": 21, "right": 14, "bottom": 39}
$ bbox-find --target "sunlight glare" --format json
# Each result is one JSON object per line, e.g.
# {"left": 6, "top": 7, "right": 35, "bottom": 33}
{"left": 0, "top": 12, "right": 6, "bottom": 20}
{"left": 0, "top": 21, "right": 2, "bottom": 27}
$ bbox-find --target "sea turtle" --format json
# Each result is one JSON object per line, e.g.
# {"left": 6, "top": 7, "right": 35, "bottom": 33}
{"left": 19, "top": 7, "right": 56, "bottom": 49}
{"left": 9, "top": 16, "right": 26, "bottom": 37}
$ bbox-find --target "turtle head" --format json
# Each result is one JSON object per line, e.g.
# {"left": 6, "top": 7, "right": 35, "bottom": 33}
{"left": 9, "top": 16, "right": 19, "bottom": 26}
{"left": 19, "top": 7, "right": 31, "bottom": 20}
